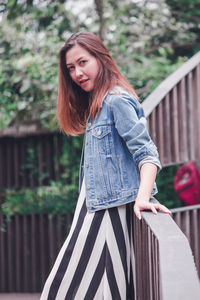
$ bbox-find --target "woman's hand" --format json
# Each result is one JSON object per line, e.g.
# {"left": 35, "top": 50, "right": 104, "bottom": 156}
{"left": 134, "top": 199, "right": 171, "bottom": 220}
{"left": 134, "top": 162, "right": 171, "bottom": 220}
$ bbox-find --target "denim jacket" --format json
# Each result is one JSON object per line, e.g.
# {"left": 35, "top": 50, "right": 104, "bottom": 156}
{"left": 79, "top": 87, "right": 161, "bottom": 212}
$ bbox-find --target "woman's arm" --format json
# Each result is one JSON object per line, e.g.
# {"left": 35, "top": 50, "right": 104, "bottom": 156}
{"left": 134, "top": 162, "right": 171, "bottom": 220}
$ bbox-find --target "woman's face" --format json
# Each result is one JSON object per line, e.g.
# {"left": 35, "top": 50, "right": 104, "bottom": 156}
{"left": 66, "top": 45, "right": 100, "bottom": 92}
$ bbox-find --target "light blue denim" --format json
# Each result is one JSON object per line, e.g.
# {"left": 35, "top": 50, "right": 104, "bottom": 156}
{"left": 79, "top": 87, "right": 162, "bottom": 212}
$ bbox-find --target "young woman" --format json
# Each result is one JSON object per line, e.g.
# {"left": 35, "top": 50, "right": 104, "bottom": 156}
{"left": 40, "top": 32, "right": 171, "bottom": 300}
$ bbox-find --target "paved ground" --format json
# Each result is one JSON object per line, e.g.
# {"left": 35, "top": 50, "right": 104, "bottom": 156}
{"left": 0, "top": 294, "right": 40, "bottom": 300}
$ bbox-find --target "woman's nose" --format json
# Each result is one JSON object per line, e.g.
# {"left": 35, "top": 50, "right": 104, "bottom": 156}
{"left": 75, "top": 67, "right": 83, "bottom": 77}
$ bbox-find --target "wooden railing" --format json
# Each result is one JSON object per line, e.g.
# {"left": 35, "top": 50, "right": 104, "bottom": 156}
{"left": 135, "top": 209, "right": 200, "bottom": 300}
{"left": 135, "top": 51, "right": 200, "bottom": 299}
{"left": 172, "top": 204, "right": 200, "bottom": 278}
{"left": 142, "top": 51, "right": 200, "bottom": 167}
{"left": 0, "top": 213, "right": 73, "bottom": 292}
{"left": 1, "top": 209, "right": 200, "bottom": 298}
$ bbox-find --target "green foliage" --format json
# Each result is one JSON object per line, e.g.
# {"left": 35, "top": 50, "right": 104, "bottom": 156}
{"left": 1, "top": 0, "right": 199, "bottom": 129}
{"left": 0, "top": 135, "right": 83, "bottom": 215}
{"left": 59, "top": 136, "right": 83, "bottom": 186}
{"left": 1, "top": 180, "right": 77, "bottom": 215}
{"left": 110, "top": 51, "right": 185, "bottom": 100}
{"left": 0, "top": 15, "right": 63, "bottom": 131}
{"left": 156, "top": 165, "right": 182, "bottom": 208}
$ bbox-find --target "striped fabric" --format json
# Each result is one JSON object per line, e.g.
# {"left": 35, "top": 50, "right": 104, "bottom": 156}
{"left": 40, "top": 179, "right": 136, "bottom": 300}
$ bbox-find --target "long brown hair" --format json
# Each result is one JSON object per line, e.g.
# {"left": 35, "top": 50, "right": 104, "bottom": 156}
{"left": 57, "top": 32, "right": 138, "bottom": 135}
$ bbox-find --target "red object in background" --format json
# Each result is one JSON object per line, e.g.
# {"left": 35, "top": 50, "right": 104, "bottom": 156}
{"left": 174, "top": 161, "right": 200, "bottom": 206}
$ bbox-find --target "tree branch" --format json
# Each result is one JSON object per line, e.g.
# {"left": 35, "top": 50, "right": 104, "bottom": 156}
{"left": 94, "top": 0, "right": 105, "bottom": 40}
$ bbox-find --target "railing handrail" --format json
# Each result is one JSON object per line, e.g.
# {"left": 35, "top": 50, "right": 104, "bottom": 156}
{"left": 140, "top": 211, "right": 200, "bottom": 299}
{"left": 142, "top": 51, "right": 200, "bottom": 117}
{"left": 171, "top": 204, "right": 200, "bottom": 213}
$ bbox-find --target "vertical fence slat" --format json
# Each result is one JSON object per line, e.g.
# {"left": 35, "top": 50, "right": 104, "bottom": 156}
{"left": 147, "top": 227, "right": 153, "bottom": 300}
{"left": 187, "top": 72, "right": 195, "bottom": 160}
{"left": 152, "top": 234, "right": 157, "bottom": 299}
{"left": 198, "top": 209, "right": 200, "bottom": 277}
{"left": 39, "top": 214, "right": 48, "bottom": 289}
{"left": 38, "top": 137, "right": 44, "bottom": 186}
{"left": 150, "top": 232, "right": 155, "bottom": 299}
{"left": 6, "top": 139, "right": 12, "bottom": 188}
{"left": 56, "top": 134, "right": 64, "bottom": 181}
{"left": 0, "top": 141, "right": 5, "bottom": 189}
{"left": 46, "top": 135, "right": 54, "bottom": 182}
{"left": 7, "top": 218, "right": 14, "bottom": 291}
{"left": 0, "top": 216, "right": 7, "bottom": 291}
{"left": 23, "top": 215, "right": 30, "bottom": 291}
{"left": 163, "top": 94, "right": 172, "bottom": 165}
{"left": 48, "top": 215, "right": 56, "bottom": 269}
{"left": 192, "top": 65, "right": 200, "bottom": 159}
{"left": 14, "top": 139, "right": 20, "bottom": 188}
{"left": 157, "top": 101, "right": 164, "bottom": 164}
{"left": 57, "top": 215, "right": 61, "bottom": 252}
{"left": 149, "top": 109, "right": 157, "bottom": 145}
{"left": 134, "top": 215, "right": 142, "bottom": 299}
{"left": 191, "top": 209, "right": 199, "bottom": 274}
{"left": 178, "top": 78, "right": 188, "bottom": 162}
{"left": 31, "top": 215, "right": 37, "bottom": 292}
{"left": 15, "top": 215, "right": 22, "bottom": 292}
{"left": 29, "top": 138, "right": 36, "bottom": 188}
{"left": 182, "top": 211, "right": 191, "bottom": 244}
{"left": 143, "top": 222, "right": 149, "bottom": 300}
{"left": 171, "top": 86, "right": 179, "bottom": 162}
{"left": 21, "top": 139, "right": 27, "bottom": 187}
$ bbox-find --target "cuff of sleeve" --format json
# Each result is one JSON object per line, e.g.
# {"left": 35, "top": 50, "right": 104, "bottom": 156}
{"left": 138, "top": 157, "right": 162, "bottom": 173}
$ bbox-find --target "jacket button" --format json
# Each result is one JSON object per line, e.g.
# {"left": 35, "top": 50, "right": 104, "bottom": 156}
{"left": 97, "top": 129, "right": 101, "bottom": 135}
{"left": 88, "top": 123, "right": 91, "bottom": 128}
{"left": 87, "top": 185, "right": 90, "bottom": 190}
{"left": 85, "top": 163, "right": 89, "bottom": 168}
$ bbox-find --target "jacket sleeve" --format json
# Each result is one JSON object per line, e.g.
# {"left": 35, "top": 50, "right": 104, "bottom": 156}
{"left": 110, "top": 93, "right": 162, "bottom": 172}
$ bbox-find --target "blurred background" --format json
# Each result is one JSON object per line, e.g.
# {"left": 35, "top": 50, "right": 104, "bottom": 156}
{"left": 1, "top": 0, "right": 200, "bottom": 295}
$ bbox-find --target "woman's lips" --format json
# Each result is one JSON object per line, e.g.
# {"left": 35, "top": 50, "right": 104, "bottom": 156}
{"left": 80, "top": 79, "right": 89, "bottom": 86}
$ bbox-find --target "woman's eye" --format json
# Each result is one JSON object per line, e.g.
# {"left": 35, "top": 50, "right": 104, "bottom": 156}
{"left": 67, "top": 66, "right": 74, "bottom": 72}
{"left": 80, "top": 60, "right": 87, "bottom": 66}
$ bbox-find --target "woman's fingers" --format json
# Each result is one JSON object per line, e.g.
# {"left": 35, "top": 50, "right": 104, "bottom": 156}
{"left": 134, "top": 205, "right": 142, "bottom": 220}
{"left": 134, "top": 202, "right": 171, "bottom": 220}
{"left": 150, "top": 204, "right": 158, "bottom": 215}
{"left": 156, "top": 204, "right": 171, "bottom": 214}
{"left": 150, "top": 203, "right": 171, "bottom": 215}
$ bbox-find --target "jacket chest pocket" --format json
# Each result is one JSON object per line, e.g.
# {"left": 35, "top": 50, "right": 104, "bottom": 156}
{"left": 91, "top": 125, "right": 112, "bottom": 154}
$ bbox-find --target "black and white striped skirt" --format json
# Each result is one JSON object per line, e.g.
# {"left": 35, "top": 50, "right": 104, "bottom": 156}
{"left": 40, "top": 179, "right": 136, "bottom": 299}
